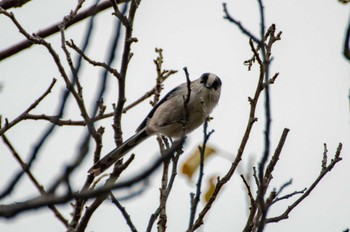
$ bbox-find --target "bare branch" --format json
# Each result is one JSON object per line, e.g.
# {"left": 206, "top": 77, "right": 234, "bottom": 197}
{"left": 0, "top": 0, "right": 130, "bottom": 61}
{"left": 0, "top": 78, "right": 57, "bottom": 136}
{"left": 1, "top": 134, "right": 68, "bottom": 227}
{"left": 321, "top": 143, "right": 328, "bottom": 171}
{"left": 188, "top": 121, "right": 214, "bottom": 229}
{"left": 0, "top": 137, "right": 186, "bottom": 219}
{"left": 110, "top": 193, "right": 137, "bottom": 232}
{"left": 241, "top": 174, "right": 256, "bottom": 209}
{"left": 74, "top": 157, "right": 134, "bottom": 232}
{"left": 343, "top": 18, "right": 350, "bottom": 60}
{"left": 112, "top": 0, "right": 139, "bottom": 147}
{"left": 66, "top": 39, "right": 121, "bottom": 79}
{"left": 187, "top": 30, "right": 267, "bottom": 231}
{"left": 266, "top": 143, "right": 343, "bottom": 223}
{"left": 271, "top": 188, "right": 306, "bottom": 205}
{"left": 0, "top": 0, "right": 32, "bottom": 9}
{"left": 222, "top": 3, "right": 261, "bottom": 45}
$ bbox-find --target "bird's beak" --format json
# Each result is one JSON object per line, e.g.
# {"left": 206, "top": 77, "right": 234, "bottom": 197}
{"left": 205, "top": 84, "right": 212, "bottom": 89}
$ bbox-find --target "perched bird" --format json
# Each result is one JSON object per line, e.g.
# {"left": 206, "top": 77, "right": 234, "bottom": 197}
{"left": 88, "top": 73, "right": 222, "bottom": 176}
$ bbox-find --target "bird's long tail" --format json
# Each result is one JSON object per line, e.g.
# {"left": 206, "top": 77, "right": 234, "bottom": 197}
{"left": 88, "top": 129, "right": 150, "bottom": 176}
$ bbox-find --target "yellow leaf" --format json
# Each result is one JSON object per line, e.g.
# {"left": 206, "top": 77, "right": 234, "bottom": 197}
{"left": 204, "top": 176, "right": 217, "bottom": 203}
{"left": 181, "top": 145, "right": 216, "bottom": 180}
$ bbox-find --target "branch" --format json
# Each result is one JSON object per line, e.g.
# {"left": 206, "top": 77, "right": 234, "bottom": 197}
{"left": 17, "top": 0, "right": 101, "bottom": 202}
{"left": 0, "top": 0, "right": 31, "bottom": 9}
{"left": 112, "top": 0, "right": 139, "bottom": 147}
{"left": 188, "top": 121, "right": 214, "bottom": 229}
{"left": 0, "top": 78, "right": 57, "bottom": 136}
{"left": 187, "top": 36, "right": 267, "bottom": 232}
{"left": 222, "top": 3, "right": 261, "bottom": 45}
{"left": 1, "top": 134, "right": 68, "bottom": 227}
{"left": 73, "top": 157, "right": 134, "bottom": 232}
{"left": 110, "top": 193, "right": 137, "bottom": 232}
{"left": 343, "top": 18, "right": 350, "bottom": 60}
{"left": 0, "top": 0, "right": 129, "bottom": 61}
{"left": 66, "top": 39, "right": 121, "bottom": 78}
{"left": 256, "top": 129, "right": 289, "bottom": 232}
{"left": 0, "top": 137, "right": 186, "bottom": 218}
{"left": 266, "top": 143, "right": 343, "bottom": 223}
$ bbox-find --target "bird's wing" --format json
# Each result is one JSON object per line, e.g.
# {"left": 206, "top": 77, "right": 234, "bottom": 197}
{"left": 135, "top": 84, "right": 185, "bottom": 132}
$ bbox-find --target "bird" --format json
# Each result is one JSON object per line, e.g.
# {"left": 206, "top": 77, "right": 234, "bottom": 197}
{"left": 88, "top": 73, "right": 222, "bottom": 176}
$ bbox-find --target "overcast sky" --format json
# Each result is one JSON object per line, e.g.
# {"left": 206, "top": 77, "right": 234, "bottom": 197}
{"left": 1, "top": 0, "right": 349, "bottom": 231}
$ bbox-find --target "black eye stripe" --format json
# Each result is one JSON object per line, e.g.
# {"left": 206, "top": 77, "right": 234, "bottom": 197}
{"left": 200, "top": 73, "right": 209, "bottom": 84}
{"left": 200, "top": 73, "right": 221, "bottom": 90}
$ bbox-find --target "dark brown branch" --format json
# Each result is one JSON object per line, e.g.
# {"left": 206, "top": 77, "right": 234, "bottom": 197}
{"left": 242, "top": 128, "right": 289, "bottom": 232}
{"left": 20, "top": 72, "right": 175, "bottom": 127}
{"left": 343, "top": 18, "right": 350, "bottom": 60}
{"left": 256, "top": 128, "right": 289, "bottom": 232}
{"left": 66, "top": 39, "right": 121, "bottom": 78}
{"left": 146, "top": 139, "right": 181, "bottom": 232}
{"left": 110, "top": 0, "right": 129, "bottom": 26}
{"left": 271, "top": 188, "right": 306, "bottom": 205}
{"left": 74, "top": 157, "right": 134, "bottom": 232}
{"left": 222, "top": 3, "right": 261, "bottom": 45}
{"left": 0, "top": 78, "right": 57, "bottom": 135}
{"left": 145, "top": 53, "right": 178, "bottom": 232}
{"left": 0, "top": 137, "right": 186, "bottom": 218}
{"left": 0, "top": 0, "right": 129, "bottom": 61}
{"left": 266, "top": 143, "right": 343, "bottom": 223}
{"left": 264, "top": 128, "right": 289, "bottom": 180}
{"left": 1, "top": 134, "right": 68, "bottom": 227}
{"left": 188, "top": 121, "right": 214, "bottom": 229}
{"left": 321, "top": 143, "right": 328, "bottom": 171}
{"left": 157, "top": 138, "right": 170, "bottom": 231}
{"left": 112, "top": 0, "right": 139, "bottom": 147}
{"left": 110, "top": 193, "right": 137, "bottom": 232}
{"left": 0, "top": 0, "right": 31, "bottom": 9}
{"left": 24, "top": 114, "right": 86, "bottom": 126}
{"left": 187, "top": 36, "right": 266, "bottom": 232}
{"left": 241, "top": 175, "right": 256, "bottom": 209}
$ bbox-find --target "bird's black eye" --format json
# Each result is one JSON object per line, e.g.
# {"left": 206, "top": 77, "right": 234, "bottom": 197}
{"left": 200, "top": 73, "right": 209, "bottom": 84}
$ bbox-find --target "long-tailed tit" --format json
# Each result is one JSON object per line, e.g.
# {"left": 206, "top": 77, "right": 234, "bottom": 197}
{"left": 88, "top": 73, "right": 222, "bottom": 176}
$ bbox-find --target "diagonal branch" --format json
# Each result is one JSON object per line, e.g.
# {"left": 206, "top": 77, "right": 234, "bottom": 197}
{"left": 0, "top": 78, "right": 57, "bottom": 136}
{"left": 0, "top": 137, "right": 186, "bottom": 218}
{"left": 0, "top": 0, "right": 129, "bottom": 61}
{"left": 222, "top": 3, "right": 261, "bottom": 45}
{"left": 188, "top": 121, "right": 214, "bottom": 229}
{"left": 266, "top": 143, "right": 343, "bottom": 223}
{"left": 1, "top": 134, "right": 68, "bottom": 227}
{"left": 0, "top": 0, "right": 32, "bottom": 9}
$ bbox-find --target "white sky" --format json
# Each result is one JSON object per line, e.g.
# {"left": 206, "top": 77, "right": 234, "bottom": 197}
{"left": 0, "top": 0, "right": 349, "bottom": 231}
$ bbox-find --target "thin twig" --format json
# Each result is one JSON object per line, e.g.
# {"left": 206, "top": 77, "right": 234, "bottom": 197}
{"left": 157, "top": 137, "right": 170, "bottom": 232}
{"left": 222, "top": 3, "right": 261, "bottom": 45}
{"left": 0, "top": 78, "right": 57, "bottom": 136}
{"left": 110, "top": 193, "right": 138, "bottom": 232}
{"left": 0, "top": 137, "right": 186, "bottom": 218}
{"left": 66, "top": 40, "right": 120, "bottom": 78}
{"left": 74, "top": 157, "right": 134, "bottom": 232}
{"left": 266, "top": 143, "right": 343, "bottom": 223}
{"left": 112, "top": 0, "right": 139, "bottom": 147}
{"left": 343, "top": 18, "right": 350, "bottom": 60}
{"left": 146, "top": 142, "right": 182, "bottom": 232}
{"left": 0, "top": 0, "right": 32, "bottom": 9}
{"left": 69, "top": 3, "right": 128, "bottom": 229}
{"left": 1, "top": 135, "right": 68, "bottom": 227}
{"left": 321, "top": 143, "right": 328, "bottom": 171}
{"left": 0, "top": 0, "right": 130, "bottom": 61}
{"left": 187, "top": 35, "right": 266, "bottom": 231}
{"left": 188, "top": 121, "right": 214, "bottom": 229}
